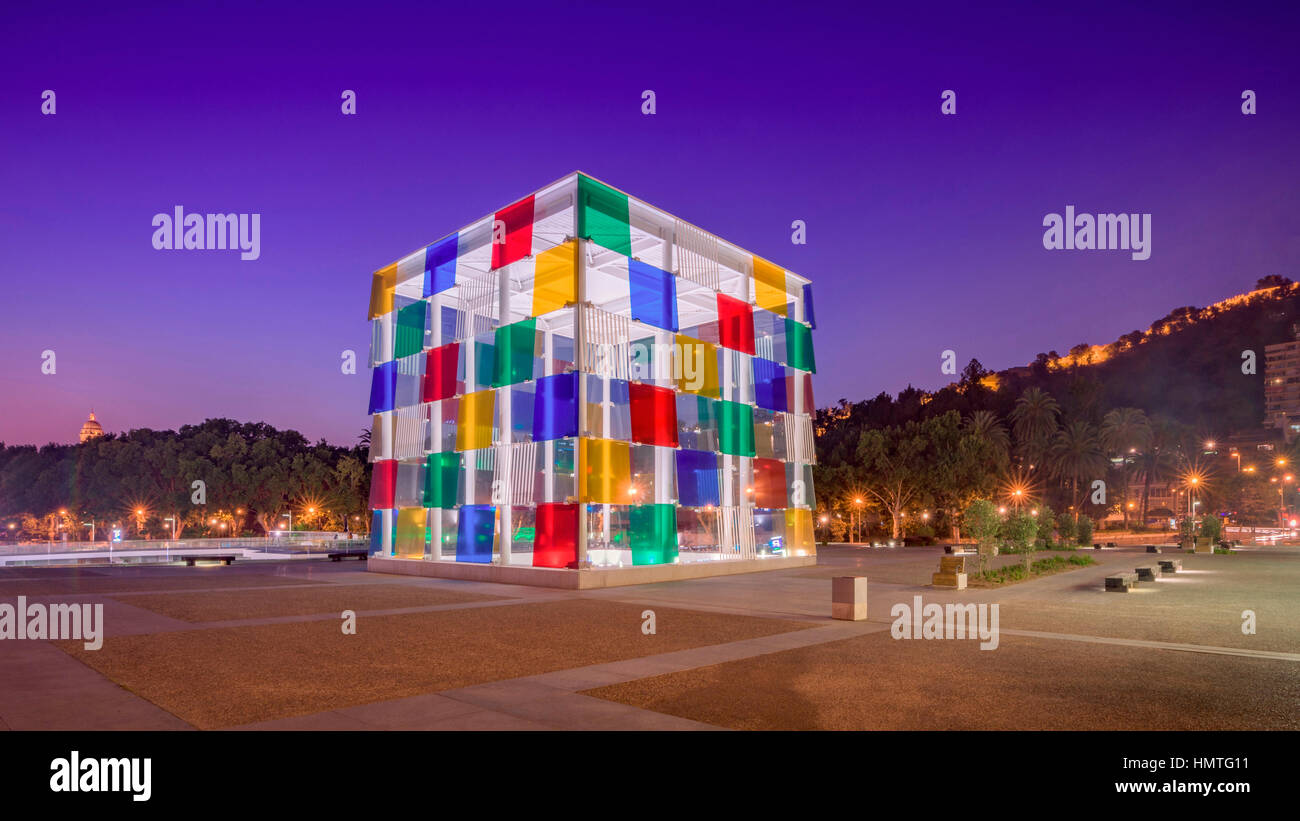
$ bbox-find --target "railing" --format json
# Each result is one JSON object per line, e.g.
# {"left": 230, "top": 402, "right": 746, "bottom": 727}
{"left": 0, "top": 535, "right": 370, "bottom": 557}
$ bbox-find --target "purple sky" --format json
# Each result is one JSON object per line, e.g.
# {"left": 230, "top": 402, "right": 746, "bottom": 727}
{"left": 2, "top": 1, "right": 1297, "bottom": 447}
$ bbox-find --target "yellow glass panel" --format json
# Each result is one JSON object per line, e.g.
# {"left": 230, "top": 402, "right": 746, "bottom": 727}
{"left": 368, "top": 263, "right": 397, "bottom": 319}
{"left": 395, "top": 507, "right": 427, "bottom": 558}
{"left": 456, "top": 389, "right": 495, "bottom": 451}
{"left": 532, "top": 240, "right": 577, "bottom": 316}
{"left": 752, "top": 256, "right": 788, "bottom": 317}
{"left": 579, "top": 438, "right": 631, "bottom": 504}
{"left": 675, "top": 334, "right": 720, "bottom": 397}
{"left": 785, "top": 508, "right": 816, "bottom": 555}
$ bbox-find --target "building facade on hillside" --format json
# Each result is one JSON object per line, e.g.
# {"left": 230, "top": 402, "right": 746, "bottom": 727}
{"left": 1265, "top": 325, "right": 1300, "bottom": 440}
{"left": 364, "top": 173, "right": 817, "bottom": 570}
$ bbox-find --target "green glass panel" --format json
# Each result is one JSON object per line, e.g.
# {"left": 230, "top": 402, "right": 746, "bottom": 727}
{"left": 474, "top": 340, "right": 496, "bottom": 390}
{"left": 492, "top": 318, "right": 537, "bottom": 387}
{"left": 630, "top": 503, "right": 677, "bottom": 565}
{"left": 395, "top": 301, "right": 427, "bottom": 359}
{"left": 578, "top": 175, "right": 632, "bottom": 257}
{"left": 424, "top": 452, "right": 460, "bottom": 508}
{"left": 718, "top": 399, "right": 755, "bottom": 457}
{"left": 786, "top": 318, "right": 816, "bottom": 373}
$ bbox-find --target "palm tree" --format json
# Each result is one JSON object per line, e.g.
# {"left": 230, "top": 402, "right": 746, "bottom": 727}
{"left": 1138, "top": 415, "right": 1184, "bottom": 524}
{"left": 1100, "top": 407, "right": 1152, "bottom": 528}
{"left": 965, "top": 410, "right": 1011, "bottom": 465}
{"left": 1048, "top": 420, "right": 1107, "bottom": 521}
{"left": 1010, "top": 387, "right": 1061, "bottom": 467}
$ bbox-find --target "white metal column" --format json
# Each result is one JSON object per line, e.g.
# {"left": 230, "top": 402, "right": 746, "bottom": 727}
{"left": 497, "top": 265, "right": 512, "bottom": 566}
{"left": 575, "top": 239, "right": 589, "bottom": 567}
{"left": 430, "top": 295, "right": 442, "bottom": 559}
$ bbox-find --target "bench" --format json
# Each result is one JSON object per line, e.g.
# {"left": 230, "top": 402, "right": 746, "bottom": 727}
{"left": 1106, "top": 542, "right": 1117, "bottom": 547}
{"left": 1106, "top": 573, "right": 1138, "bottom": 592}
{"left": 183, "top": 554, "right": 236, "bottom": 566}
{"left": 932, "top": 556, "right": 968, "bottom": 590}
{"left": 1158, "top": 558, "right": 1182, "bottom": 573}
{"left": 329, "top": 549, "right": 369, "bottom": 562}
{"left": 1145, "top": 545, "right": 1161, "bottom": 554}
{"left": 1135, "top": 565, "right": 1160, "bottom": 582}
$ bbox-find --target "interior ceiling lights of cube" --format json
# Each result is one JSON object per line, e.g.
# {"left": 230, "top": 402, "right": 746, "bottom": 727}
{"left": 364, "top": 172, "right": 817, "bottom": 570}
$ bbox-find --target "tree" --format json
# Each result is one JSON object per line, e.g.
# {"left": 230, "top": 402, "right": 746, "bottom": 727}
{"left": 1100, "top": 407, "right": 1151, "bottom": 529}
{"left": 963, "top": 499, "right": 1002, "bottom": 574}
{"left": 1036, "top": 506, "right": 1056, "bottom": 548}
{"left": 1057, "top": 514, "right": 1076, "bottom": 546}
{"left": 1077, "top": 514, "right": 1094, "bottom": 547}
{"left": 1010, "top": 387, "right": 1061, "bottom": 467}
{"left": 1002, "top": 512, "right": 1039, "bottom": 570}
{"left": 855, "top": 423, "right": 930, "bottom": 539}
{"left": 924, "top": 412, "right": 1001, "bottom": 540}
{"left": 1201, "top": 515, "right": 1223, "bottom": 543}
{"left": 1048, "top": 420, "right": 1106, "bottom": 520}
{"left": 1138, "top": 415, "right": 1186, "bottom": 524}
{"left": 965, "top": 410, "right": 1010, "bottom": 467}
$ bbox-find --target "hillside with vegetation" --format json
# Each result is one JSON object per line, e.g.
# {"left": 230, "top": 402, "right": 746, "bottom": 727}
{"left": 815, "top": 277, "right": 1299, "bottom": 541}
{"left": 0, "top": 419, "right": 371, "bottom": 542}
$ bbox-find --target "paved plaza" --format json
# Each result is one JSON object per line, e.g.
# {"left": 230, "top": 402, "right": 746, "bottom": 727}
{"left": 1, "top": 545, "right": 1297, "bottom": 730}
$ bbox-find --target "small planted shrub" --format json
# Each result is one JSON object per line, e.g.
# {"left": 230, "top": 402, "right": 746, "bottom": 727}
{"left": 1057, "top": 515, "right": 1076, "bottom": 546}
{"left": 1077, "top": 515, "right": 1094, "bottom": 547}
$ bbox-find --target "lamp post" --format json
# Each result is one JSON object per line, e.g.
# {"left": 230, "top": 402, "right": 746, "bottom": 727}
{"left": 162, "top": 516, "right": 176, "bottom": 562}
{"left": 853, "top": 497, "right": 863, "bottom": 544}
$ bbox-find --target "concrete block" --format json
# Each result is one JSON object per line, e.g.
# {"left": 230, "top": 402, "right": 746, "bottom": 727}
{"left": 1145, "top": 545, "right": 1161, "bottom": 554}
{"left": 931, "top": 572, "right": 967, "bottom": 590}
{"left": 1105, "top": 573, "right": 1137, "bottom": 592}
{"left": 1158, "top": 559, "right": 1181, "bottom": 573}
{"left": 832, "top": 576, "right": 868, "bottom": 621}
{"left": 1135, "top": 565, "right": 1160, "bottom": 582}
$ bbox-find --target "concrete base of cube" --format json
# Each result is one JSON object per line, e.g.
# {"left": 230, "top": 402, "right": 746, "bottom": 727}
{"left": 831, "top": 576, "right": 868, "bottom": 621}
{"left": 368, "top": 553, "right": 816, "bottom": 589}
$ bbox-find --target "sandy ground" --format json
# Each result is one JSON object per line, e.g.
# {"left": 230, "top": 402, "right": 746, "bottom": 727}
{"left": 55, "top": 599, "right": 812, "bottom": 728}
{"left": 4, "top": 543, "right": 1297, "bottom": 730}
{"left": 120, "top": 583, "right": 510, "bottom": 622}
{"left": 582, "top": 630, "right": 1300, "bottom": 730}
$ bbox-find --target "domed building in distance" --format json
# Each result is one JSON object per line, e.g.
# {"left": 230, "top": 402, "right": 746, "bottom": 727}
{"left": 79, "top": 411, "right": 105, "bottom": 443}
